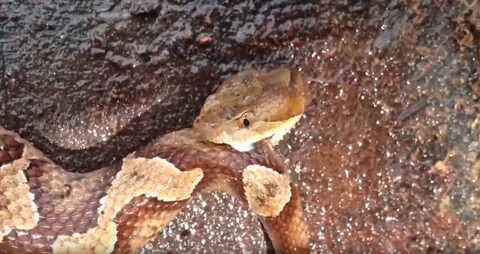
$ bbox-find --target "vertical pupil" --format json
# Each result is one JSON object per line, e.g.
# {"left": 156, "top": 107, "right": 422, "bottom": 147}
{"left": 243, "top": 118, "right": 250, "bottom": 127}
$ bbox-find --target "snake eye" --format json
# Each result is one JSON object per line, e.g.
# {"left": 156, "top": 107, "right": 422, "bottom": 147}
{"left": 238, "top": 111, "right": 254, "bottom": 128}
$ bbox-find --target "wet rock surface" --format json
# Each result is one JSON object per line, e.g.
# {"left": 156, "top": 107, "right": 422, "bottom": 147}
{"left": 1, "top": 0, "right": 480, "bottom": 253}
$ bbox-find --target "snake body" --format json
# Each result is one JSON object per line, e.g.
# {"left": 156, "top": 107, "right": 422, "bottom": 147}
{"left": 0, "top": 68, "right": 309, "bottom": 253}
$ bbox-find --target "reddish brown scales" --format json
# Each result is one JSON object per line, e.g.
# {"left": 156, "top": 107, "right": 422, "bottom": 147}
{"left": 1, "top": 129, "right": 309, "bottom": 253}
{"left": 1, "top": 160, "right": 120, "bottom": 254}
{"left": 114, "top": 196, "right": 188, "bottom": 253}
{"left": 260, "top": 186, "right": 309, "bottom": 253}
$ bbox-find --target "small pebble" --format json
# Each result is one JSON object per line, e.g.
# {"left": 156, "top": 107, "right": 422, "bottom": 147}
{"left": 196, "top": 34, "right": 214, "bottom": 47}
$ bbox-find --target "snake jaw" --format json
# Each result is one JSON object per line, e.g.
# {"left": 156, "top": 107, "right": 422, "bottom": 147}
{"left": 196, "top": 115, "right": 303, "bottom": 152}
{"left": 229, "top": 142, "right": 255, "bottom": 152}
{"left": 224, "top": 113, "right": 303, "bottom": 152}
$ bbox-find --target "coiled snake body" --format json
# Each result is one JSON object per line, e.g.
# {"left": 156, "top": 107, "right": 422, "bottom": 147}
{"left": 0, "top": 68, "right": 309, "bottom": 253}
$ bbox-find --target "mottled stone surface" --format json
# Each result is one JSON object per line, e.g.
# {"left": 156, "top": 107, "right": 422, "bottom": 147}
{"left": 1, "top": 0, "right": 480, "bottom": 253}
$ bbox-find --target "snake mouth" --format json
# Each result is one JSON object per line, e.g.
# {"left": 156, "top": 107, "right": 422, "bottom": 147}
{"left": 194, "top": 114, "right": 303, "bottom": 151}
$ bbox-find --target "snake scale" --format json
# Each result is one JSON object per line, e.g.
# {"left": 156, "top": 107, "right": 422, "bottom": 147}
{"left": 0, "top": 68, "right": 310, "bottom": 253}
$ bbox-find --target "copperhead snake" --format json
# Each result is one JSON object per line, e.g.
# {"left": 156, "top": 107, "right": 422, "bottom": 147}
{"left": 0, "top": 68, "right": 310, "bottom": 253}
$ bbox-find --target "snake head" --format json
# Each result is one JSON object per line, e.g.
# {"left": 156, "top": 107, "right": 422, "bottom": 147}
{"left": 193, "top": 68, "right": 306, "bottom": 151}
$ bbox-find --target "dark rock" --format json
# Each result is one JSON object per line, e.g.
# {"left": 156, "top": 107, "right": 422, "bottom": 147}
{"left": 0, "top": 11, "right": 8, "bottom": 21}
{"left": 130, "top": 0, "right": 160, "bottom": 15}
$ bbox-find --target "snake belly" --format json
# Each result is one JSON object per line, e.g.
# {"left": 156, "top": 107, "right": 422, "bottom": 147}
{"left": 0, "top": 127, "right": 309, "bottom": 253}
